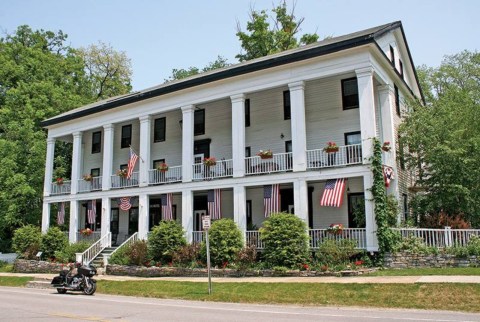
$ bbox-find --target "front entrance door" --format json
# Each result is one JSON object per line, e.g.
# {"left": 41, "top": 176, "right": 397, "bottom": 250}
{"left": 149, "top": 198, "right": 161, "bottom": 230}
{"left": 193, "top": 195, "right": 208, "bottom": 231}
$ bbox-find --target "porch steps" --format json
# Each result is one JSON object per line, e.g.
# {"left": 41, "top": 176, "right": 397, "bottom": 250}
{"left": 91, "top": 247, "right": 117, "bottom": 268}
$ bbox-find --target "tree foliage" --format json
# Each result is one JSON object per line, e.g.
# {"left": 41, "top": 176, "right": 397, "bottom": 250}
{"left": 400, "top": 51, "right": 480, "bottom": 226}
{"left": 165, "top": 55, "right": 230, "bottom": 82}
{"left": 235, "top": 1, "right": 319, "bottom": 62}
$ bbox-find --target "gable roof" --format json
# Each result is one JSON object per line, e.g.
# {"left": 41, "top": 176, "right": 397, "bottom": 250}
{"left": 41, "top": 21, "right": 421, "bottom": 127}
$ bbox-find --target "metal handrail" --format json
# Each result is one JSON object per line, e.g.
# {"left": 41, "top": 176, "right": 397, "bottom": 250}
{"left": 76, "top": 232, "right": 111, "bottom": 265}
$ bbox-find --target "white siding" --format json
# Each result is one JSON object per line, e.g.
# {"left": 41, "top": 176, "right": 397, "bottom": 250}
{"left": 81, "top": 129, "right": 103, "bottom": 176}
{"left": 151, "top": 109, "right": 183, "bottom": 167}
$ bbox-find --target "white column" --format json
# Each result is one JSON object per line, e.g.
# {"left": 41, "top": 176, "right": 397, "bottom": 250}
{"left": 138, "top": 194, "right": 149, "bottom": 240}
{"left": 102, "top": 124, "right": 114, "bottom": 190}
{"left": 363, "top": 172, "right": 378, "bottom": 251}
{"left": 181, "top": 189, "right": 193, "bottom": 243}
{"left": 41, "top": 202, "right": 51, "bottom": 233}
{"left": 288, "top": 81, "right": 307, "bottom": 172}
{"left": 356, "top": 67, "right": 377, "bottom": 164}
{"left": 139, "top": 116, "right": 151, "bottom": 187}
{"left": 71, "top": 132, "right": 83, "bottom": 194}
{"left": 101, "top": 197, "right": 111, "bottom": 239}
{"left": 233, "top": 185, "right": 247, "bottom": 240}
{"left": 181, "top": 105, "right": 195, "bottom": 182}
{"left": 69, "top": 200, "right": 79, "bottom": 243}
{"left": 231, "top": 94, "right": 246, "bottom": 177}
{"left": 43, "top": 138, "right": 55, "bottom": 196}
{"left": 293, "top": 179, "right": 309, "bottom": 223}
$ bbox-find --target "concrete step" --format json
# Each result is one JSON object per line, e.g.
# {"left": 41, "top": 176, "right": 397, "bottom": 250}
{"left": 26, "top": 278, "right": 53, "bottom": 290}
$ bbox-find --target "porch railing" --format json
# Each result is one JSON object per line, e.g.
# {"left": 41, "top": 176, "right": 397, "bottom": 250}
{"left": 76, "top": 232, "right": 111, "bottom": 265}
{"left": 50, "top": 181, "right": 71, "bottom": 195}
{"left": 104, "top": 232, "right": 138, "bottom": 266}
{"left": 306, "top": 144, "right": 362, "bottom": 169}
{"left": 392, "top": 227, "right": 480, "bottom": 248}
{"left": 309, "top": 228, "right": 367, "bottom": 249}
{"left": 192, "top": 159, "right": 233, "bottom": 181}
{"left": 111, "top": 172, "right": 139, "bottom": 189}
{"left": 78, "top": 176, "right": 102, "bottom": 193}
{"left": 76, "top": 231, "right": 102, "bottom": 243}
{"left": 192, "top": 231, "right": 205, "bottom": 244}
{"left": 148, "top": 166, "right": 182, "bottom": 185}
{"left": 246, "top": 230, "right": 265, "bottom": 249}
{"left": 245, "top": 152, "right": 293, "bottom": 175}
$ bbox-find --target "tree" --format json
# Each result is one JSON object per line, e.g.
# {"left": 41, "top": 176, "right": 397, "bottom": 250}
{"left": 165, "top": 56, "right": 230, "bottom": 82}
{"left": 235, "top": 1, "right": 319, "bottom": 62}
{"left": 77, "top": 41, "right": 132, "bottom": 100}
{"left": 400, "top": 50, "right": 480, "bottom": 226}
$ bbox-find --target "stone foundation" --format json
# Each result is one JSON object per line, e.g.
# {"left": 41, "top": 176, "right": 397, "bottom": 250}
{"left": 384, "top": 252, "right": 479, "bottom": 268}
{"left": 13, "top": 259, "right": 69, "bottom": 273}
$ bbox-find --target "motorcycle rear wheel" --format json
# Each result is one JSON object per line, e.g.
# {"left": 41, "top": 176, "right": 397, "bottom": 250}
{"left": 56, "top": 288, "right": 67, "bottom": 294}
{"left": 83, "top": 280, "right": 96, "bottom": 295}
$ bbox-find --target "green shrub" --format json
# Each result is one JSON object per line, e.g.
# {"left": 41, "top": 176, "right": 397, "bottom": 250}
{"left": 54, "top": 241, "right": 91, "bottom": 263}
{"left": 108, "top": 246, "right": 130, "bottom": 265}
{"left": 172, "top": 243, "right": 201, "bottom": 268}
{"left": 125, "top": 240, "right": 149, "bottom": 266}
{"left": 316, "top": 239, "right": 360, "bottom": 266}
{"left": 235, "top": 244, "right": 257, "bottom": 270}
{"left": 446, "top": 245, "right": 469, "bottom": 258}
{"left": 467, "top": 235, "right": 480, "bottom": 256}
{"left": 260, "top": 212, "right": 309, "bottom": 269}
{"left": 148, "top": 221, "right": 186, "bottom": 262}
{"left": 41, "top": 227, "right": 68, "bottom": 259}
{"left": 393, "top": 236, "right": 432, "bottom": 255}
{"left": 12, "top": 225, "right": 41, "bottom": 259}
{"left": 200, "top": 219, "right": 243, "bottom": 267}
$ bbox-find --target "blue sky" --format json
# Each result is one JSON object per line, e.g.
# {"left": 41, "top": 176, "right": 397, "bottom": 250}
{"left": 1, "top": 0, "right": 478, "bottom": 91}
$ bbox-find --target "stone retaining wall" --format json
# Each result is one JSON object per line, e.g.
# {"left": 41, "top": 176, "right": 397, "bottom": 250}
{"left": 13, "top": 259, "right": 68, "bottom": 273}
{"left": 384, "top": 253, "right": 479, "bottom": 268}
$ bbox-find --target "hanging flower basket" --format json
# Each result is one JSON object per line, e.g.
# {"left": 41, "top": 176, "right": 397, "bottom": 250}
{"left": 327, "top": 223, "right": 344, "bottom": 235}
{"left": 382, "top": 141, "right": 391, "bottom": 152}
{"left": 117, "top": 169, "right": 128, "bottom": 178}
{"left": 324, "top": 142, "right": 339, "bottom": 153}
{"left": 55, "top": 177, "right": 64, "bottom": 185}
{"left": 257, "top": 149, "right": 273, "bottom": 159}
{"left": 203, "top": 157, "right": 217, "bottom": 167}
{"left": 80, "top": 228, "right": 93, "bottom": 236}
{"left": 83, "top": 174, "right": 93, "bottom": 182}
{"left": 157, "top": 163, "right": 169, "bottom": 172}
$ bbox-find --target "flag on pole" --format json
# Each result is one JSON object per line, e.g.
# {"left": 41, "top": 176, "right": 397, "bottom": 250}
{"left": 87, "top": 200, "right": 96, "bottom": 224}
{"left": 161, "top": 193, "right": 173, "bottom": 221}
{"left": 118, "top": 197, "right": 132, "bottom": 211}
{"left": 320, "top": 178, "right": 347, "bottom": 207}
{"left": 264, "top": 184, "right": 280, "bottom": 217}
{"left": 207, "top": 189, "right": 222, "bottom": 219}
{"left": 383, "top": 166, "right": 395, "bottom": 187}
{"left": 57, "top": 202, "right": 65, "bottom": 225}
{"left": 127, "top": 147, "right": 139, "bottom": 179}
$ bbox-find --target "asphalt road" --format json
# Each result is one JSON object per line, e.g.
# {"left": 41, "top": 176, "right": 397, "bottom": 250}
{"left": 1, "top": 286, "right": 479, "bottom": 322}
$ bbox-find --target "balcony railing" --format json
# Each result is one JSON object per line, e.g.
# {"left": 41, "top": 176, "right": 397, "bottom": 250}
{"left": 78, "top": 176, "right": 102, "bottom": 193}
{"left": 306, "top": 144, "right": 362, "bottom": 169}
{"left": 148, "top": 166, "right": 182, "bottom": 185}
{"left": 111, "top": 172, "right": 139, "bottom": 189}
{"left": 192, "top": 159, "right": 233, "bottom": 181}
{"left": 76, "top": 231, "right": 102, "bottom": 243}
{"left": 245, "top": 152, "right": 293, "bottom": 175}
{"left": 50, "top": 181, "right": 71, "bottom": 195}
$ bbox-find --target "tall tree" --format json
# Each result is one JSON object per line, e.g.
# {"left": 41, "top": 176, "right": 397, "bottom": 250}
{"left": 165, "top": 56, "right": 230, "bottom": 82}
{"left": 235, "top": 1, "right": 319, "bottom": 62}
{"left": 400, "top": 50, "right": 480, "bottom": 226}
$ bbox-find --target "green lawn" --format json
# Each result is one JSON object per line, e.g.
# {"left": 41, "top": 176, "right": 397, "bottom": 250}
{"left": 96, "top": 280, "right": 480, "bottom": 312}
{"left": 368, "top": 267, "right": 480, "bottom": 276}
{"left": 0, "top": 264, "right": 13, "bottom": 273}
{"left": 0, "top": 276, "right": 33, "bottom": 287}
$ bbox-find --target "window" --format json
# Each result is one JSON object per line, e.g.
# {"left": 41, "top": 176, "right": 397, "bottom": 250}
{"left": 395, "top": 85, "right": 400, "bottom": 116}
{"left": 90, "top": 168, "right": 100, "bottom": 177}
{"left": 399, "top": 59, "right": 404, "bottom": 78}
{"left": 283, "top": 90, "right": 291, "bottom": 120}
{"left": 398, "top": 134, "right": 405, "bottom": 170}
{"left": 120, "top": 164, "right": 128, "bottom": 171}
{"left": 344, "top": 131, "right": 362, "bottom": 163}
{"left": 91, "top": 131, "right": 101, "bottom": 154}
{"left": 245, "top": 147, "right": 251, "bottom": 157}
{"left": 194, "top": 109, "right": 205, "bottom": 136}
{"left": 154, "top": 117, "right": 166, "bottom": 142}
{"left": 245, "top": 99, "right": 251, "bottom": 127}
{"left": 341, "top": 78, "right": 359, "bottom": 110}
{"left": 348, "top": 193, "right": 365, "bottom": 228}
{"left": 121, "top": 125, "right": 132, "bottom": 148}
{"left": 128, "top": 207, "right": 138, "bottom": 235}
{"left": 246, "top": 200, "right": 253, "bottom": 229}
{"left": 390, "top": 45, "right": 395, "bottom": 65}
{"left": 402, "top": 194, "right": 409, "bottom": 222}
{"left": 152, "top": 159, "right": 165, "bottom": 169}
{"left": 285, "top": 140, "right": 292, "bottom": 153}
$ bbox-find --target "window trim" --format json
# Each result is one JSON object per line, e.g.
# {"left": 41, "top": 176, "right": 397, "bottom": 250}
{"left": 390, "top": 45, "right": 395, "bottom": 65}
{"left": 283, "top": 90, "right": 291, "bottom": 120}
{"left": 194, "top": 109, "right": 205, "bottom": 136}
{"left": 245, "top": 146, "right": 251, "bottom": 158}
{"left": 399, "top": 59, "right": 404, "bottom": 79}
{"left": 285, "top": 140, "right": 292, "bottom": 153}
{"left": 153, "top": 117, "right": 166, "bottom": 143}
{"left": 91, "top": 131, "right": 101, "bottom": 154}
{"left": 152, "top": 159, "right": 166, "bottom": 169}
{"left": 394, "top": 84, "right": 400, "bottom": 116}
{"left": 341, "top": 77, "right": 359, "bottom": 110}
{"left": 245, "top": 99, "right": 251, "bottom": 127}
{"left": 90, "top": 168, "right": 100, "bottom": 177}
{"left": 121, "top": 124, "right": 132, "bottom": 149}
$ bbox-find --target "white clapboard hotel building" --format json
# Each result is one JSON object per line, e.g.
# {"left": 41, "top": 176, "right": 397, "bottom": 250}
{"left": 41, "top": 21, "right": 422, "bottom": 251}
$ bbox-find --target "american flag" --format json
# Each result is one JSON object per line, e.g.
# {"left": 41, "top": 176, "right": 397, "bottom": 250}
{"left": 161, "top": 193, "right": 173, "bottom": 221}
{"left": 87, "top": 200, "right": 96, "bottom": 224}
{"left": 264, "top": 184, "right": 280, "bottom": 217}
{"left": 118, "top": 197, "right": 132, "bottom": 211}
{"left": 57, "top": 202, "right": 65, "bottom": 225}
{"left": 207, "top": 189, "right": 222, "bottom": 219}
{"left": 320, "top": 178, "right": 347, "bottom": 207}
{"left": 126, "top": 147, "right": 139, "bottom": 179}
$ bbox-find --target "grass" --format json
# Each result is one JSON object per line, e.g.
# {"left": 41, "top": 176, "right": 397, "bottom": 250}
{"left": 96, "top": 280, "right": 480, "bottom": 312}
{"left": 0, "top": 264, "right": 14, "bottom": 273}
{"left": 0, "top": 276, "right": 33, "bottom": 287}
{"left": 368, "top": 267, "right": 480, "bottom": 276}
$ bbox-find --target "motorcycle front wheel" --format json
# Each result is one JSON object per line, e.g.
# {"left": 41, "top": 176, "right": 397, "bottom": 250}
{"left": 83, "top": 280, "right": 96, "bottom": 295}
{"left": 57, "top": 288, "right": 67, "bottom": 294}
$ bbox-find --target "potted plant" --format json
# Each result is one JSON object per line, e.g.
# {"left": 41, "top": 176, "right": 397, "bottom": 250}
{"left": 382, "top": 141, "right": 391, "bottom": 152}
{"left": 157, "top": 163, "right": 169, "bottom": 172}
{"left": 80, "top": 228, "right": 93, "bottom": 236}
{"left": 55, "top": 177, "right": 64, "bottom": 185}
{"left": 324, "top": 142, "right": 339, "bottom": 153}
{"left": 117, "top": 169, "right": 128, "bottom": 178}
{"left": 327, "top": 223, "right": 344, "bottom": 235}
{"left": 203, "top": 157, "right": 217, "bottom": 167}
{"left": 257, "top": 149, "right": 273, "bottom": 159}
{"left": 83, "top": 174, "right": 93, "bottom": 182}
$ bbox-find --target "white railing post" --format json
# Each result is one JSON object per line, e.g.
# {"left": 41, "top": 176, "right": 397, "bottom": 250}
{"left": 444, "top": 226, "right": 452, "bottom": 247}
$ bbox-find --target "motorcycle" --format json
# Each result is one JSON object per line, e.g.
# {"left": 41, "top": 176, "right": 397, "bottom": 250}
{"left": 51, "top": 262, "right": 97, "bottom": 295}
